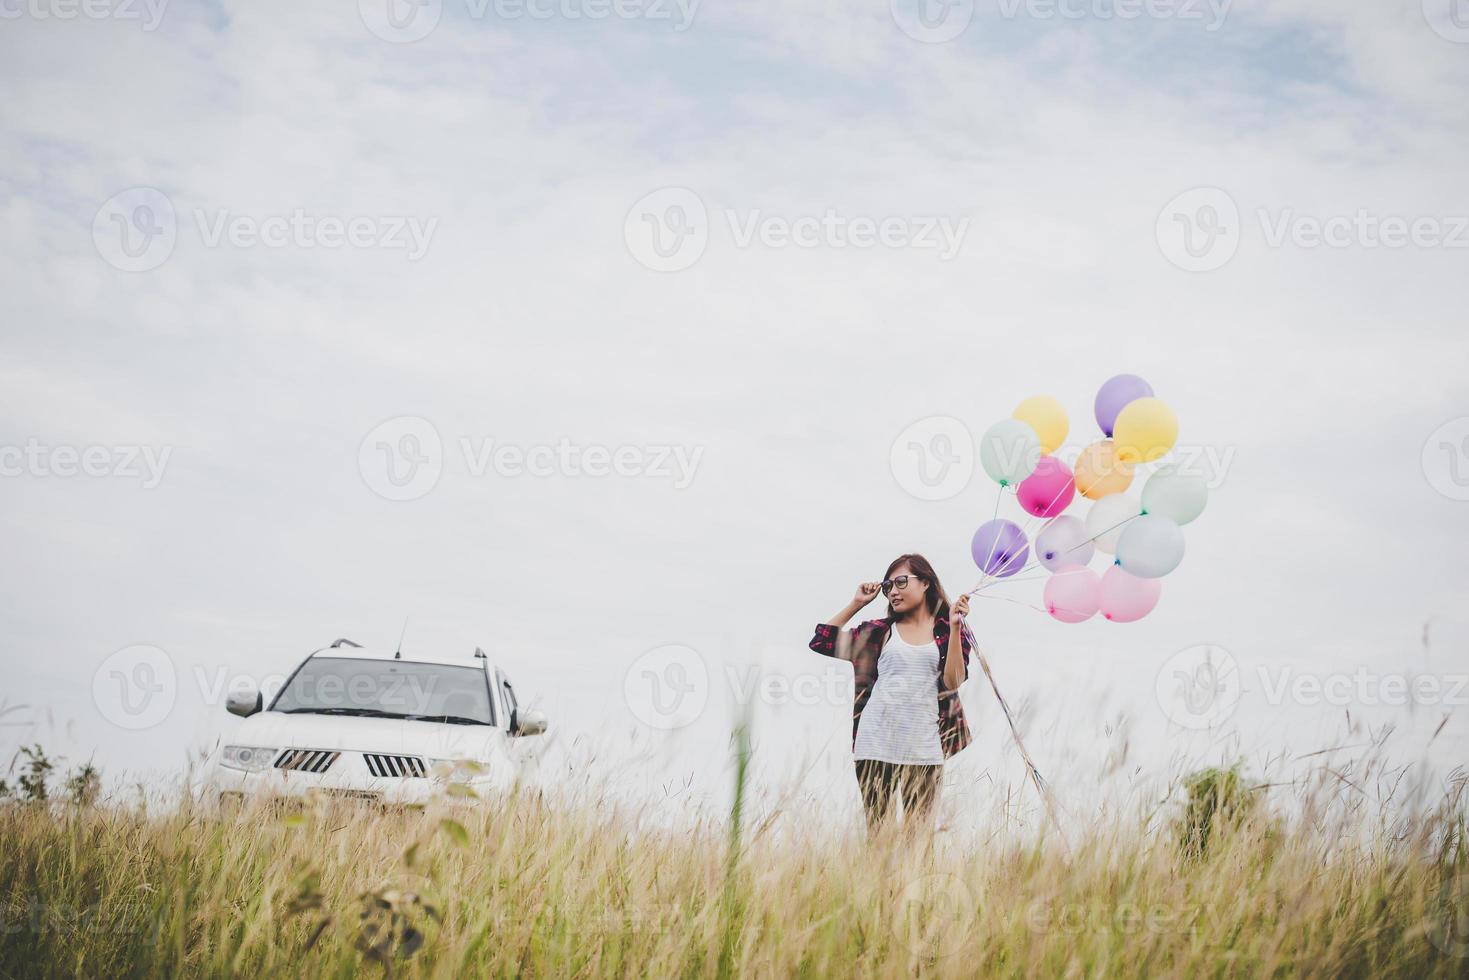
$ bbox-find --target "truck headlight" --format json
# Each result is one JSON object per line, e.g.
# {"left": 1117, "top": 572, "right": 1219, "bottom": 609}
{"left": 220, "top": 745, "right": 278, "bottom": 773}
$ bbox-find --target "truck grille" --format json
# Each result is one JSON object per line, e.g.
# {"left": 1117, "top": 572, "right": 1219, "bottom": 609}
{"left": 274, "top": 749, "right": 340, "bottom": 774}
{"left": 363, "top": 753, "right": 427, "bottom": 778}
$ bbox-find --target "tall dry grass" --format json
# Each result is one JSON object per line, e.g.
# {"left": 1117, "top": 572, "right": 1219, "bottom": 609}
{"left": 0, "top": 756, "right": 1465, "bottom": 978}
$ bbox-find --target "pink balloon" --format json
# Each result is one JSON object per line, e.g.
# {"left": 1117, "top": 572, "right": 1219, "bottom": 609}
{"left": 1017, "top": 456, "right": 1076, "bottom": 518}
{"left": 1099, "top": 566, "right": 1162, "bottom": 623}
{"left": 1044, "top": 564, "right": 1100, "bottom": 623}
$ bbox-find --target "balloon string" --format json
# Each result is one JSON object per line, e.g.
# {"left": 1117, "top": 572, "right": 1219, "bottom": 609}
{"left": 978, "top": 448, "right": 1124, "bottom": 591}
{"left": 971, "top": 573, "right": 1053, "bottom": 592}
{"left": 967, "top": 636, "right": 1072, "bottom": 852}
{"left": 966, "top": 511, "right": 1141, "bottom": 596}
{"left": 968, "top": 592, "right": 1050, "bottom": 614}
{"left": 1009, "top": 448, "right": 1147, "bottom": 557}
{"left": 973, "top": 448, "right": 1076, "bottom": 591}
{"left": 974, "top": 485, "right": 1009, "bottom": 591}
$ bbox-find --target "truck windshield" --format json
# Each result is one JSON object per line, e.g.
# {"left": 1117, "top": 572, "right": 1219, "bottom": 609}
{"left": 272, "top": 657, "right": 495, "bottom": 725}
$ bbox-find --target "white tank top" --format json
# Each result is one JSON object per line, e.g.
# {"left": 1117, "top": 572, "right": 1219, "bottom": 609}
{"left": 853, "top": 625, "right": 944, "bottom": 765}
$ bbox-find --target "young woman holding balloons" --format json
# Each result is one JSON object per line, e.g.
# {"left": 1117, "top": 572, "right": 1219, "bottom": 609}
{"left": 808, "top": 376, "right": 1209, "bottom": 839}
{"left": 807, "top": 553, "right": 973, "bottom": 838}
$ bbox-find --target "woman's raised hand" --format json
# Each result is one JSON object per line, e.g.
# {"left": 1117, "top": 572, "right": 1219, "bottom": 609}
{"left": 853, "top": 582, "right": 882, "bottom": 606}
{"left": 949, "top": 594, "right": 970, "bottom": 626}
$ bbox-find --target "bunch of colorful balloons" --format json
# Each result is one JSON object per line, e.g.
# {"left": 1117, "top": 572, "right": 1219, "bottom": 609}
{"left": 968, "top": 375, "right": 1207, "bottom": 624}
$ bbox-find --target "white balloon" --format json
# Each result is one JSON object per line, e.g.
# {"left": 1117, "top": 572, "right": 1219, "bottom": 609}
{"left": 1036, "top": 515, "right": 1094, "bottom": 572}
{"left": 1085, "top": 493, "right": 1141, "bottom": 554}
{"left": 1141, "top": 465, "right": 1208, "bottom": 525}
{"left": 1116, "top": 513, "right": 1185, "bottom": 578}
{"left": 979, "top": 418, "right": 1041, "bottom": 487}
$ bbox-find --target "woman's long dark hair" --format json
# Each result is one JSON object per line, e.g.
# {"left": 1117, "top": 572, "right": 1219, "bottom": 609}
{"left": 883, "top": 553, "right": 950, "bottom": 623}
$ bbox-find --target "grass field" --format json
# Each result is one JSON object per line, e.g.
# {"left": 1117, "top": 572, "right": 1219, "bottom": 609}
{"left": 1, "top": 748, "right": 1466, "bottom": 980}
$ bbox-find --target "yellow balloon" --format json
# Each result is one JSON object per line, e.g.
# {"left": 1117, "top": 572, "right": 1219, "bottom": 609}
{"left": 1112, "top": 397, "right": 1178, "bottom": 464}
{"left": 1012, "top": 395, "right": 1069, "bottom": 455}
{"left": 1074, "top": 440, "right": 1134, "bottom": 500}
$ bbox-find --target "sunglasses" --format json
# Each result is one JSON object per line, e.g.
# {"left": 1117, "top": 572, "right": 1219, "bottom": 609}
{"left": 880, "top": 575, "right": 922, "bottom": 595}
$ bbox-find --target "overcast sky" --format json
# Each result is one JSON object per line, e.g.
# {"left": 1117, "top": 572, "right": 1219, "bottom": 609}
{"left": 2, "top": 0, "right": 1467, "bottom": 830}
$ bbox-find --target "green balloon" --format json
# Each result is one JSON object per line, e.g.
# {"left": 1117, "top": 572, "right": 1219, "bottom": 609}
{"left": 1141, "top": 465, "right": 1208, "bottom": 525}
{"left": 979, "top": 419, "right": 1041, "bottom": 487}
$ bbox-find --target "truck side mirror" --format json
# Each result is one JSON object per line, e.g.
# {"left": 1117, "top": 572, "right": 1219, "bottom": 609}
{"left": 514, "top": 709, "right": 547, "bottom": 737}
{"left": 226, "top": 684, "right": 262, "bottom": 718}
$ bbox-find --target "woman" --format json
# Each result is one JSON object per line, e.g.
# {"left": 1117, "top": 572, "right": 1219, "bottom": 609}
{"left": 808, "top": 553, "right": 973, "bottom": 836}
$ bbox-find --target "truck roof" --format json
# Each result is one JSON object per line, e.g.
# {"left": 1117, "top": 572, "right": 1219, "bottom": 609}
{"left": 308, "top": 640, "right": 491, "bottom": 669}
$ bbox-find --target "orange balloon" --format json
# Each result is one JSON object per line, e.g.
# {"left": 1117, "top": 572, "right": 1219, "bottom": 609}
{"left": 1074, "top": 440, "right": 1134, "bottom": 500}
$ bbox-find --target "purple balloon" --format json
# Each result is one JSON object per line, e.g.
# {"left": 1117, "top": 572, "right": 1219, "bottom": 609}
{"left": 1094, "top": 374, "right": 1154, "bottom": 438}
{"left": 971, "top": 519, "right": 1030, "bottom": 577}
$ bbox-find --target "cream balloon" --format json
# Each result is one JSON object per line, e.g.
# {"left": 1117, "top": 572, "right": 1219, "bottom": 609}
{"left": 1085, "top": 493, "right": 1141, "bottom": 554}
{"left": 1141, "top": 465, "right": 1208, "bottom": 525}
{"left": 1115, "top": 513, "right": 1185, "bottom": 578}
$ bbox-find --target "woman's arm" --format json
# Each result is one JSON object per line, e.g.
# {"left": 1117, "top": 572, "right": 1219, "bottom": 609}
{"left": 827, "top": 582, "right": 881, "bottom": 628}
{"left": 810, "top": 583, "right": 882, "bottom": 658}
{"left": 943, "top": 594, "right": 970, "bottom": 691}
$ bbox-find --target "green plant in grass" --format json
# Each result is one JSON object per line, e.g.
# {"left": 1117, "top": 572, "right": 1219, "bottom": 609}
{"left": 1176, "top": 764, "right": 1259, "bottom": 861}
{"left": 13, "top": 744, "right": 54, "bottom": 804}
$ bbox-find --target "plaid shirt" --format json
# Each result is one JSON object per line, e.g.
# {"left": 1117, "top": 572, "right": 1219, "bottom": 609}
{"left": 808, "top": 616, "right": 973, "bottom": 760}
